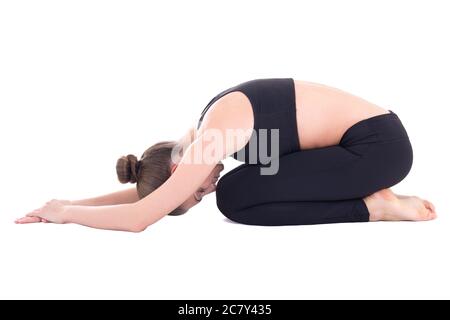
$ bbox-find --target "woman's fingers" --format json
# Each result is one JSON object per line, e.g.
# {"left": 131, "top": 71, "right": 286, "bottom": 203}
{"left": 18, "top": 201, "right": 62, "bottom": 224}
{"left": 204, "top": 183, "right": 217, "bottom": 195}
{"left": 15, "top": 216, "right": 43, "bottom": 224}
{"left": 423, "top": 199, "right": 436, "bottom": 214}
{"left": 26, "top": 211, "right": 41, "bottom": 217}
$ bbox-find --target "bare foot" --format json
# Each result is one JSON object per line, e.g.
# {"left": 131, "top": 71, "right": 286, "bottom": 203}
{"left": 364, "top": 189, "right": 437, "bottom": 222}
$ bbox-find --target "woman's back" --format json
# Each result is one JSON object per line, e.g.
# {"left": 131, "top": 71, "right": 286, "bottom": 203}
{"left": 294, "top": 80, "right": 389, "bottom": 149}
{"left": 197, "top": 79, "right": 390, "bottom": 151}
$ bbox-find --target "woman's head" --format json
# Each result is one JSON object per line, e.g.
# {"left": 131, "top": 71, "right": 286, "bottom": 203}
{"left": 116, "top": 141, "right": 223, "bottom": 215}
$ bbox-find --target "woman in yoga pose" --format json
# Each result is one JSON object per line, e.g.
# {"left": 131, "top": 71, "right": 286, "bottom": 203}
{"left": 16, "top": 78, "right": 436, "bottom": 231}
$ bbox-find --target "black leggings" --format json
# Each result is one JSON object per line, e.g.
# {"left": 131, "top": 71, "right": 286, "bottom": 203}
{"left": 215, "top": 111, "right": 413, "bottom": 226}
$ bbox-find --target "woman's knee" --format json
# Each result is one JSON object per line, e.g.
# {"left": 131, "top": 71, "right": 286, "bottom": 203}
{"left": 215, "top": 165, "right": 250, "bottom": 219}
{"left": 215, "top": 185, "right": 249, "bottom": 224}
{"left": 216, "top": 176, "right": 238, "bottom": 218}
{"left": 385, "top": 139, "right": 414, "bottom": 186}
{"left": 399, "top": 139, "right": 413, "bottom": 179}
{"left": 367, "top": 139, "right": 414, "bottom": 191}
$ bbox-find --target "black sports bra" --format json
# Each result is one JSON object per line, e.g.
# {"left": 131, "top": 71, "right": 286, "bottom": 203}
{"left": 197, "top": 78, "right": 299, "bottom": 163}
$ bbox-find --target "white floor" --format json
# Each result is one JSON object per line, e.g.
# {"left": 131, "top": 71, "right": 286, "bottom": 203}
{"left": 1, "top": 156, "right": 449, "bottom": 300}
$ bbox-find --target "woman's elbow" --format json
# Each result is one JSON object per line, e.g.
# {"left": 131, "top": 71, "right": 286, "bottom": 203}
{"left": 128, "top": 216, "right": 153, "bottom": 233}
{"left": 128, "top": 224, "right": 148, "bottom": 233}
{"left": 128, "top": 218, "right": 151, "bottom": 233}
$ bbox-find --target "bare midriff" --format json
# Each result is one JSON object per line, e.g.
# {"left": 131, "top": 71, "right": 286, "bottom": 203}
{"left": 293, "top": 80, "right": 390, "bottom": 149}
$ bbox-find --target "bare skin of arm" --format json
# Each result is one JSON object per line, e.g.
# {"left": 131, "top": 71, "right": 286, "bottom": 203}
{"left": 70, "top": 188, "right": 140, "bottom": 206}
{"left": 15, "top": 188, "right": 140, "bottom": 224}
{"left": 16, "top": 127, "right": 198, "bottom": 224}
{"left": 20, "top": 92, "right": 253, "bottom": 232}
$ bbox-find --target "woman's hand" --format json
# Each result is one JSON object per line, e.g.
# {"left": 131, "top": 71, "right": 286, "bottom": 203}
{"left": 15, "top": 199, "right": 71, "bottom": 224}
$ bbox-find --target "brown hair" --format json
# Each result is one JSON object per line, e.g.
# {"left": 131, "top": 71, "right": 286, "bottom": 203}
{"left": 116, "top": 141, "right": 186, "bottom": 216}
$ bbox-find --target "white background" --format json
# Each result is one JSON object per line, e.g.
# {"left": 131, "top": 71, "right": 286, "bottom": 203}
{"left": 1, "top": 0, "right": 449, "bottom": 299}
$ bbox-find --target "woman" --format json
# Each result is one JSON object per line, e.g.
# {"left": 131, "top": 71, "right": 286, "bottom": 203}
{"left": 16, "top": 78, "right": 436, "bottom": 231}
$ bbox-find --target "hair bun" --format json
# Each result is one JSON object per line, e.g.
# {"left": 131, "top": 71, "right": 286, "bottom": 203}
{"left": 116, "top": 154, "right": 141, "bottom": 184}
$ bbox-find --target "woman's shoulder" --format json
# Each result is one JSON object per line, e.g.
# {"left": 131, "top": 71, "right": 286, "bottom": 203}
{"left": 198, "top": 91, "right": 254, "bottom": 134}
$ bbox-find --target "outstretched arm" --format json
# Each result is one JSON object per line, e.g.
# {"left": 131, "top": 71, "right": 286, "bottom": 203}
{"left": 23, "top": 93, "right": 253, "bottom": 231}
{"left": 15, "top": 188, "right": 140, "bottom": 224}
{"left": 25, "top": 133, "right": 226, "bottom": 232}
{"left": 20, "top": 126, "right": 196, "bottom": 217}
{"left": 70, "top": 188, "right": 139, "bottom": 206}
